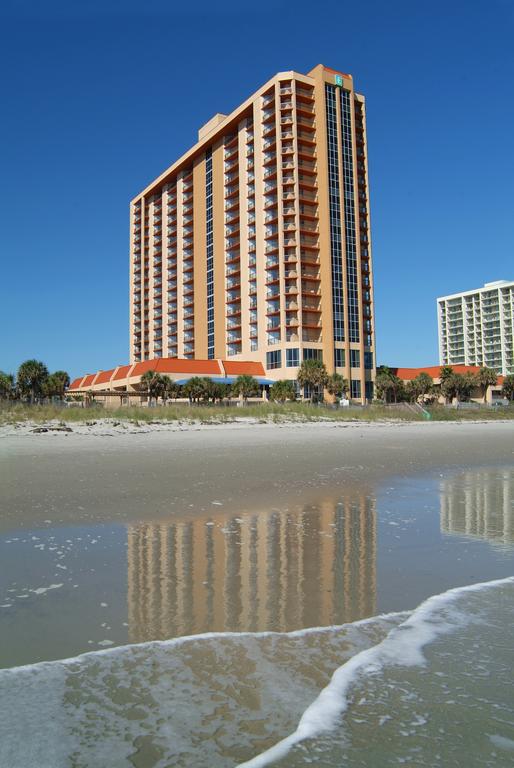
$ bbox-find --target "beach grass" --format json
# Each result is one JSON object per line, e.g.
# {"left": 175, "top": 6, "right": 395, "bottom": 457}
{"left": 1, "top": 400, "right": 513, "bottom": 426}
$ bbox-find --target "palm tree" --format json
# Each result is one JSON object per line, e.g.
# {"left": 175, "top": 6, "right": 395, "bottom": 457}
{"left": 297, "top": 359, "right": 328, "bottom": 403}
{"left": 211, "top": 382, "right": 232, "bottom": 403}
{"left": 140, "top": 370, "right": 166, "bottom": 405}
{"left": 182, "top": 376, "right": 206, "bottom": 404}
{"left": 232, "top": 374, "right": 260, "bottom": 405}
{"left": 439, "top": 366, "right": 456, "bottom": 404}
{"left": 45, "top": 370, "right": 70, "bottom": 400}
{"left": 456, "top": 372, "right": 477, "bottom": 402}
{"left": 413, "top": 372, "right": 433, "bottom": 401}
{"left": 476, "top": 366, "right": 498, "bottom": 403}
{"left": 0, "top": 371, "right": 15, "bottom": 400}
{"left": 162, "top": 376, "right": 180, "bottom": 403}
{"left": 375, "top": 366, "right": 404, "bottom": 403}
{"left": 326, "top": 372, "right": 348, "bottom": 401}
{"left": 17, "top": 359, "right": 49, "bottom": 404}
{"left": 502, "top": 374, "right": 514, "bottom": 401}
{"left": 269, "top": 379, "right": 296, "bottom": 403}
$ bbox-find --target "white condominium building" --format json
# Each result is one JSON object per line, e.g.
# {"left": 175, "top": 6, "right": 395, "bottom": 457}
{"left": 438, "top": 280, "right": 514, "bottom": 375}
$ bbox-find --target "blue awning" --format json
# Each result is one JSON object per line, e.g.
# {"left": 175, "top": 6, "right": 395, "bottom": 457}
{"left": 173, "top": 376, "right": 275, "bottom": 386}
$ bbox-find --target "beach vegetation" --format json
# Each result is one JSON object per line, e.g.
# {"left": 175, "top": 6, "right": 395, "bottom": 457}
{"left": 297, "top": 359, "right": 328, "bottom": 403}
{"left": 269, "top": 380, "right": 296, "bottom": 403}
{"left": 0, "top": 371, "right": 16, "bottom": 400}
{"left": 326, "top": 373, "right": 348, "bottom": 400}
{"left": 502, "top": 374, "right": 514, "bottom": 401}
{"left": 375, "top": 366, "right": 405, "bottom": 403}
{"left": 476, "top": 366, "right": 499, "bottom": 403}
{"left": 232, "top": 375, "right": 260, "bottom": 405}
{"left": 16, "top": 359, "right": 49, "bottom": 404}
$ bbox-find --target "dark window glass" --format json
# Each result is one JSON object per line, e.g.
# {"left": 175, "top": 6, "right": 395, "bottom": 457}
{"left": 286, "top": 348, "right": 299, "bottom": 367}
{"left": 266, "top": 350, "right": 282, "bottom": 369}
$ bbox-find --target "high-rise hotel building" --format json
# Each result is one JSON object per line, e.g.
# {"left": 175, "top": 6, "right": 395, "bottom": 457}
{"left": 130, "top": 65, "right": 375, "bottom": 401}
{"left": 438, "top": 280, "right": 514, "bottom": 375}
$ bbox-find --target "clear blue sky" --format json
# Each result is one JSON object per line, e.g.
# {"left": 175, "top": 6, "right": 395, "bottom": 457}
{"left": 1, "top": 0, "right": 513, "bottom": 378}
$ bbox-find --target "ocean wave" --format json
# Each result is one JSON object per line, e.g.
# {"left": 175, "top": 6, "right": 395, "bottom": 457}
{"left": 237, "top": 575, "right": 514, "bottom": 767}
{"left": 0, "top": 576, "right": 512, "bottom": 768}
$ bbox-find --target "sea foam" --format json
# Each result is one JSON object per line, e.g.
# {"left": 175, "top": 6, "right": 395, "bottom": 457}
{"left": 237, "top": 575, "right": 514, "bottom": 768}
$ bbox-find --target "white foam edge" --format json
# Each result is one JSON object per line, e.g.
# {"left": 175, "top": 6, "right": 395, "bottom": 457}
{"left": 0, "top": 609, "right": 409, "bottom": 678}
{"left": 236, "top": 575, "right": 514, "bottom": 768}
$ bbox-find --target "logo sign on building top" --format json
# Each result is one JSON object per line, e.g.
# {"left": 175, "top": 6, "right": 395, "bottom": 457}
{"left": 335, "top": 74, "right": 343, "bottom": 86}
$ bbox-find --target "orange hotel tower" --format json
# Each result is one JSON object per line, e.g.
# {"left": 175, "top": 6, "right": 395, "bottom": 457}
{"left": 130, "top": 65, "right": 375, "bottom": 401}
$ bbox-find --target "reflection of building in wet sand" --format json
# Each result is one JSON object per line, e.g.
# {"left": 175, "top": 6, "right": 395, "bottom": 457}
{"left": 127, "top": 495, "right": 376, "bottom": 642}
{"left": 440, "top": 470, "right": 514, "bottom": 546}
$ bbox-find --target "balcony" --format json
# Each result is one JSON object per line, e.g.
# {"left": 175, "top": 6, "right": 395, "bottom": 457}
{"left": 225, "top": 211, "right": 240, "bottom": 225}
{"left": 297, "top": 115, "right": 315, "bottom": 131}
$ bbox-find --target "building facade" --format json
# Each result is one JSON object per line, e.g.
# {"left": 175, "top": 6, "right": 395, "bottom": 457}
{"left": 130, "top": 64, "right": 375, "bottom": 402}
{"left": 438, "top": 280, "right": 514, "bottom": 375}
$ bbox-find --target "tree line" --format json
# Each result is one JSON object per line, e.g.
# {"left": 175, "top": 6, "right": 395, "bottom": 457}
{"left": 140, "top": 360, "right": 348, "bottom": 405}
{"left": 0, "top": 360, "right": 70, "bottom": 403}
{"left": 375, "top": 365, "right": 514, "bottom": 404}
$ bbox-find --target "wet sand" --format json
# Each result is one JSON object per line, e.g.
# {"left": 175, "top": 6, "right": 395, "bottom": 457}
{"left": 1, "top": 420, "right": 513, "bottom": 533}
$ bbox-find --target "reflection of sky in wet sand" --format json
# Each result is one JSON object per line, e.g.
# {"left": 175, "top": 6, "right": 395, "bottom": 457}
{"left": 440, "top": 469, "right": 514, "bottom": 546}
{"left": 127, "top": 494, "right": 377, "bottom": 643}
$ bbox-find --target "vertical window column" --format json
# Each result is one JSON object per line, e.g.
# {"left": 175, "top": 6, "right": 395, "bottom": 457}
{"left": 132, "top": 201, "right": 142, "bottom": 361}
{"left": 325, "top": 84, "right": 344, "bottom": 343}
{"left": 205, "top": 149, "right": 214, "bottom": 359}
{"left": 224, "top": 133, "right": 242, "bottom": 357}
{"left": 166, "top": 184, "right": 178, "bottom": 358}
{"left": 340, "top": 89, "right": 360, "bottom": 345}
{"left": 182, "top": 169, "right": 194, "bottom": 358}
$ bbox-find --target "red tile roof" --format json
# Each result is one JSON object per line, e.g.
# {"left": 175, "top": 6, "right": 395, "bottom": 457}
{"left": 69, "top": 377, "right": 85, "bottom": 390}
{"left": 113, "top": 364, "right": 133, "bottom": 381}
{"left": 81, "top": 374, "right": 96, "bottom": 388}
{"left": 129, "top": 358, "right": 222, "bottom": 377}
{"left": 95, "top": 369, "right": 116, "bottom": 385}
{"left": 69, "top": 358, "right": 269, "bottom": 391}
{"left": 393, "top": 365, "right": 501, "bottom": 384}
{"left": 223, "top": 361, "right": 265, "bottom": 376}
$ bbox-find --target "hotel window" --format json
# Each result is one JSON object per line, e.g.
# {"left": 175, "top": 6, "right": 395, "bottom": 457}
{"left": 350, "top": 349, "right": 360, "bottom": 368}
{"left": 266, "top": 350, "right": 282, "bottom": 369}
{"left": 205, "top": 148, "right": 214, "bottom": 358}
{"left": 340, "top": 89, "right": 360, "bottom": 344}
{"left": 325, "top": 84, "right": 344, "bottom": 342}
{"left": 334, "top": 348, "right": 345, "bottom": 368}
{"left": 286, "top": 348, "right": 299, "bottom": 367}
{"left": 303, "top": 348, "right": 323, "bottom": 361}
{"left": 351, "top": 379, "right": 361, "bottom": 399}
{"left": 365, "top": 381, "right": 374, "bottom": 400}
{"left": 364, "top": 351, "right": 373, "bottom": 369}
